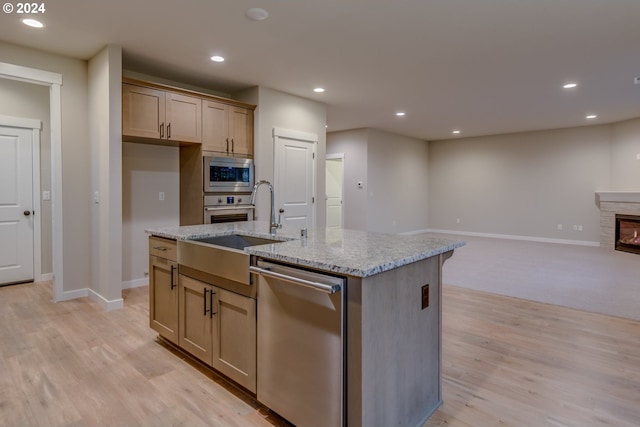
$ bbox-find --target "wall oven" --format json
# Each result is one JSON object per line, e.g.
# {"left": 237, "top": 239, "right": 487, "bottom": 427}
{"left": 204, "top": 156, "right": 254, "bottom": 193}
{"left": 203, "top": 194, "right": 254, "bottom": 224}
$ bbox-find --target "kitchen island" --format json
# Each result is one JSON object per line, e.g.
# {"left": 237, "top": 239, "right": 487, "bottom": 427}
{"left": 146, "top": 221, "right": 464, "bottom": 427}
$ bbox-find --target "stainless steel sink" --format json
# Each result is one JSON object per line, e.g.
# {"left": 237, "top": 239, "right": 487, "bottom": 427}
{"left": 178, "top": 234, "right": 282, "bottom": 286}
{"left": 192, "top": 234, "right": 281, "bottom": 250}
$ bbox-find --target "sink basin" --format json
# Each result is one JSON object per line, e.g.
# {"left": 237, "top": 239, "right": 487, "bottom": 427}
{"left": 191, "top": 234, "right": 281, "bottom": 250}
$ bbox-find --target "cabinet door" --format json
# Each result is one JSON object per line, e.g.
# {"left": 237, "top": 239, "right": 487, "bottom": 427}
{"left": 211, "top": 287, "right": 257, "bottom": 392}
{"left": 149, "top": 255, "right": 178, "bottom": 343}
{"left": 123, "top": 84, "right": 165, "bottom": 139}
{"left": 202, "top": 100, "right": 229, "bottom": 153}
{"left": 166, "top": 92, "right": 202, "bottom": 143}
{"left": 178, "top": 275, "right": 214, "bottom": 364}
{"left": 229, "top": 107, "right": 254, "bottom": 156}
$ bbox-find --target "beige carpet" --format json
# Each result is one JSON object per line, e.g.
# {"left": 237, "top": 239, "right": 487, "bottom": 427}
{"left": 435, "top": 233, "right": 640, "bottom": 321}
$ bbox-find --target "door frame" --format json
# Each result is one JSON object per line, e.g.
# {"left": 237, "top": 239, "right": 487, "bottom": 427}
{"left": 0, "top": 62, "right": 63, "bottom": 300}
{"left": 273, "top": 127, "right": 317, "bottom": 229}
{"left": 0, "top": 116, "right": 43, "bottom": 283}
{"left": 325, "top": 153, "right": 344, "bottom": 229}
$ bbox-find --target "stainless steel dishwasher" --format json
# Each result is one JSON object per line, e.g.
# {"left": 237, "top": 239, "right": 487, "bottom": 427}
{"left": 250, "top": 259, "right": 345, "bottom": 427}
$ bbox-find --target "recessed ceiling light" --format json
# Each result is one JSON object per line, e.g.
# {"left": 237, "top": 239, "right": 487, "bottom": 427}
{"left": 396, "top": 112, "right": 406, "bottom": 116}
{"left": 563, "top": 82, "right": 578, "bottom": 89}
{"left": 246, "top": 8, "right": 269, "bottom": 21}
{"left": 586, "top": 114, "right": 597, "bottom": 119}
{"left": 22, "top": 19, "right": 44, "bottom": 28}
{"left": 210, "top": 56, "right": 225, "bottom": 63}
{"left": 313, "top": 87, "right": 325, "bottom": 93}
{"left": 452, "top": 130, "right": 461, "bottom": 134}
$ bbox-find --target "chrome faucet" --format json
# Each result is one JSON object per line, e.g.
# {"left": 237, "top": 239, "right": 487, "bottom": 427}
{"left": 250, "top": 180, "right": 282, "bottom": 235}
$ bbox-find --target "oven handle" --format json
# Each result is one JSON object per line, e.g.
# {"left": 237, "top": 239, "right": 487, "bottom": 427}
{"left": 249, "top": 266, "right": 341, "bottom": 294}
{"left": 204, "top": 206, "right": 255, "bottom": 212}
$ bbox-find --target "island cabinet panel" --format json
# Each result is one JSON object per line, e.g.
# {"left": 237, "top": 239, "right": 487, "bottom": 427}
{"left": 211, "top": 288, "right": 257, "bottom": 392}
{"left": 178, "top": 274, "right": 214, "bottom": 364}
{"left": 149, "top": 237, "right": 178, "bottom": 344}
{"left": 177, "top": 273, "right": 257, "bottom": 393}
{"left": 347, "top": 254, "right": 445, "bottom": 427}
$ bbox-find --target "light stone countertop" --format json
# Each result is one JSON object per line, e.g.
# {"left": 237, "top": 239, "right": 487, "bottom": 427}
{"left": 146, "top": 221, "right": 465, "bottom": 277}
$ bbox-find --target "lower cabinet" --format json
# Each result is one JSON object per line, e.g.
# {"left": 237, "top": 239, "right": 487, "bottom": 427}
{"left": 149, "top": 255, "right": 179, "bottom": 344}
{"left": 178, "top": 274, "right": 257, "bottom": 392}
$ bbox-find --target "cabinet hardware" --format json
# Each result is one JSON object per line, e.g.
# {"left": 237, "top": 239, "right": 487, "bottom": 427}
{"left": 167, "top": 123, "right": 172, "bottom": 139}
{"left": 153, "top": 246, "right": 168, "bottom": 251}
{"left": 231, "top": 138, "right": 234, "bottom": 153}
{"left": 160, "top": 122, "right": 164, "bottom": 139}
{"left": 170, "top": 265, "right": 176, "bottom": 290}
{"left": 226, "top": 138, "right": 229, "bottom": 152}
{"left": 204, "top": 288, "right": 209, "bottom": 316}
{"left": 210, "top": 290, "right": 216, "bottom": 318}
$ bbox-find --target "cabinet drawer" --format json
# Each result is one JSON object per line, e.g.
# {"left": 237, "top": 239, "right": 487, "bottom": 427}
{"left": 149, "top": 236, "right": 177, "bottom": 261}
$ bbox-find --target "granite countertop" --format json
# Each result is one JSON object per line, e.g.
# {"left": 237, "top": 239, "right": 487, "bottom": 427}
{"left": 146, "top": 221, "right": 465, "bottom": 277}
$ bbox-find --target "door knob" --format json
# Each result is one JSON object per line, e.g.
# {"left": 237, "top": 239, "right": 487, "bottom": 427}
{"left": 24, "top": 210, "right": 31, "bottom": 216}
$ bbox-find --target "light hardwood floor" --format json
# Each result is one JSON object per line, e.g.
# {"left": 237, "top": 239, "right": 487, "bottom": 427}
{"left": 1, "top": 282, "right": 639, "bottom": 427}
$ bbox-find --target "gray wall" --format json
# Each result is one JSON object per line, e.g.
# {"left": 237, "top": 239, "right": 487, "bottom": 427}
{"left": 611, "top": 118, "right": 640, "bottom": 190}
{"left": 428, "top": 124, "right": 624, "bottom": 243}
{"left": 122, "top": 143, "right": 180, "bottom": 283}
{"left": 1, "top": 41, "right": 91, "bottom": 294}
{"left": 0, "top": 77, "right": 52, "bottom": 274}
{"left": 327, "top": 128, "right": 430, "bottom": 234}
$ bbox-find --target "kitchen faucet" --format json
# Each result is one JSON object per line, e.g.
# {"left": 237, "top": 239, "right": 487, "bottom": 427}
{"left": 250, "top": 180, "right": 282, "bottom": 235}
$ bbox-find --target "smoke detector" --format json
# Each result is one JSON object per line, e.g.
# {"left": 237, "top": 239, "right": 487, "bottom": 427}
{"left": 246, "top": 8, "right": 269, "bottom": 21}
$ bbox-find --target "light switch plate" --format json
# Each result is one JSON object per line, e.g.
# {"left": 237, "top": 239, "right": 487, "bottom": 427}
{"left": 42, "top": 190, "right": 50, "bottom": 201}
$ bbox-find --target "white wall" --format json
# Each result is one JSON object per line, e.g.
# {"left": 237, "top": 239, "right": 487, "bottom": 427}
{"left": 0, "top": 78, "right": 52, "bottom": 273}
{"left": 1, "top": 41, "right": 91, "bottom": 294}
{"left": 239, "top": 87, "right": 327, "bottom": 227}
{"left": 327, "top": 128, "right": 430, "bottom": 234}
{"left": 611, "top": 117, "right": 640, "bottom": 190}
{"left": 122, "top": 143, "right": 180, "bottom": 284}
{"left": 326, "top": 129, "right": 368, "bottom": 230}
{"left": 89, "top": 45, "right": 123, "bottom": 305}
{"left": 428, "top": 125, "right": 613, "bottom": 243}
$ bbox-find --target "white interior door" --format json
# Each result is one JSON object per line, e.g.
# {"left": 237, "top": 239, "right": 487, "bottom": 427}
{"left": 273, "top": 128, "right": 316, "bottom": 230}
{"left": 0, "top": 126, "right": 34, "bottom": 285}
{"left": 325, "top": 155, "right": 344, "bottom": 229}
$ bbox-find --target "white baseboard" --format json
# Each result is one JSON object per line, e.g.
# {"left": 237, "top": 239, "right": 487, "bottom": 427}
{"left": 88, "top": 289, "right": 124, "bottom": 311}
{"left": 57, "top": 287, "right": 89, "bottom": 301}
{"left": 122, "top": 278, "right": 149, "bottom": 289}
{"left": 412, "top": 228, "right": 601, "bottom": 247}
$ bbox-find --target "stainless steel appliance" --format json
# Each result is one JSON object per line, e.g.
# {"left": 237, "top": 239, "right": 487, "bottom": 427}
{"left": 250, "top": 259, "right": 345, "bottom": 427}
{"left": 204, "top": 156, "right": 254, "bottom": 193}
{"left": 203, "top": 194, "right": 254, "bottom": 224}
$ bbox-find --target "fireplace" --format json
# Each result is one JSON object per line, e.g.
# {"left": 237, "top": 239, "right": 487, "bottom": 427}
{"left": 615, "top": 214, "right": 640, "bottom": 255}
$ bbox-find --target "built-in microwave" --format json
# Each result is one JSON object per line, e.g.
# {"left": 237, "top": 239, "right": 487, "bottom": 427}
{"left": 204, "top": 156, "right": 254, "bottom": 193}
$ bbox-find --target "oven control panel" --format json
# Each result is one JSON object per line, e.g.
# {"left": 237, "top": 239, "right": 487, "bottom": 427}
{"left": 204, "top": 194, "right": 253, "bottom": 207}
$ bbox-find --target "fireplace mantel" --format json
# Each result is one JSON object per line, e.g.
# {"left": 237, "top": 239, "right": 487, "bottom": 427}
{"left": 595, "top": 191, "right": 640, "bottom": 249}
{"left": 596, "top": 191, "right": 640, "bottom": 205}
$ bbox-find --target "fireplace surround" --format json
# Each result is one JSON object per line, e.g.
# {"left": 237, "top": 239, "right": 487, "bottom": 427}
{"left": 595, "top": 191, "right": 640, "bottom": 252}
{"left": 615, "top": 214, "right": 640, "bottom": 255}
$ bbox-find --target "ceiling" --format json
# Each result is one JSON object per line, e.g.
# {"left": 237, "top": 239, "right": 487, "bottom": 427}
{"left": 1, "top": 0, "right": 639, "bottom": 141}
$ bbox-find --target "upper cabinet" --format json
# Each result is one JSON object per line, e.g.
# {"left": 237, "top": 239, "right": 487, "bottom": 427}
{"left": 203, "top": 100, "right": 254, "bottom": 156}
{"left": 123, "top": 83, "right": 202, "bottom": 144}
{"left": 122, "top": 79, "right": 255, "bottom": 154}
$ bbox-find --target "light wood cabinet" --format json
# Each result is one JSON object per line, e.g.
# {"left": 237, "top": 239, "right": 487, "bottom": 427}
{"left": 123, "top": 83, "right": 202, "bottom": 144}
{"left": 149, "top": 237, "right": 179, "bottom": 344}
{"left": 203, "top": 100, "right": 254, "bottom": 156}
{"left": 178, "top": 274, "right": 257, "bottom": 392}
{"left": 211, "top": 287, "right": 257, "bottom": 392}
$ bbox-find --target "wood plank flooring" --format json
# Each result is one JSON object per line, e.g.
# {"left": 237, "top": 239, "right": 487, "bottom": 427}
{"left": 1, "top": 282, "right": 639, "bottom": 427}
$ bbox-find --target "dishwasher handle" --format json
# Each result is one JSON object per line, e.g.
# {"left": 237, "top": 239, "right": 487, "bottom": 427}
{"left": 249, "top": 265, "right": 342, "bottom": 294}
